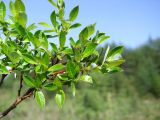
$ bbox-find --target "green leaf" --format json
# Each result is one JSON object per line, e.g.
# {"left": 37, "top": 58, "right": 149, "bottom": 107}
{"left": 44, "top": 30, "right": 55, "bottom": 33}
{"left": 55, "top": 90, "right": 65, "bottom": 109}
{"left": 108, "top": 46, "right": 124, "bottom": 58}
{"left": 82, "top": 43, "right": 97, "bottom": 59}
{"left": 41, "top": 33, "right": 49, "bottom": 49}
{"left": 70, "top": 23, "right": 81, "bottom": 29}
{"left": 35, "top": 65, "right": 43, "bottom": 74}
{"left": 43, "top": 83, "right": 58, "bottom": 91}
{"left": 97, "top": 35, "right": 110, "bottom": 44}
{"left": 15, "top": 23, "right": 26, "bottom": 36}
{"left": 50, "top": 43, "right": 58, "bottom": 52}
{"left": 35, "top": 91, "right": 46, "bottom": 109}
{"left": 57, "top": 0, "right": 65, "bottom": 8}
{"left": 71, "top": 82, "right": 76, "bottom": 97}
{"left": 1, "top": 43, "right": 20, "bottom": 63}
{"left": 69, "top": 6, "right": 79, "bottom": 21}
{"left": 107, "top": 67, "right": 123, "bottom": 73}
{"left": 79, "top": 27, "right": 88, "bottom": 40}
{"left": 79, "top": 75, "right": 93, "bottom": 83}
{"left": 9, "top": 1, "right": 16, "bottom": 16}
{"left": 69, "top": 37, "right": 76, "bottom": 47}
{"left": 48, "top": 63, "right": 64, "bottom": 72}
{"left": 59, "top": 8, "right": 64, "bottom": 19}
{"left": 27, "top": 32, "right": 40, "bottom": 48}
{"left": 57, "top": 73, "right": 68, "bottom": 81}
{"left": 41, "top": 52, "right": 50, "bottom": 67}
{"left": 61, "top": 19, "right": 70, "bottom": 29}
{"left": 66, "top": 61, "right": 76, "bottom": 78}
{"left": 50, "top": 11, "right": 57, "bottom": 28}
{"left": 34, "top": 31, "right": 48, "bottom": 49}
{"left": 107, "top": 59, "right": 125, "bottom": 67}
{"left": 48, "top": 0, "right": 57, "bottom": 7}
{"left": 61, "top": 48, "right": 73, "bottom": 55}
{"left": 17, "top": 12, "right": 28, "bottom": 27}
{"left": 101, "top": 46, "right": 110, "bottom": 66}
{"left": 59, "top": 31, "right": 66, "bottom": 48}
{"left": 0, "top": 64, "right": 9, "bottom": 74}
{"left": 38, "top": 22, "right": 51, "bottom": 28}
{"left": 23, "top": 76, "right": 36, "bottom": 87}
{"left": 22, "top": 53, "right": 37, "bottom": 64}
{"left": 87, "top": 24, "right": 96, "bottom": 37}
{"left": 15, "top": 0, "right": 25, "bottom": 14}
{"left": 27, "top": 23, "right": 37, "bottom": 31}
{"left": 79, "top": 24, "right": 95, "bottom": 41}
{"left": 0, "top": 1, "right": 6, "bottom": 21}
{"left": 9, "top": 52, "right": 21, "bottom": 64}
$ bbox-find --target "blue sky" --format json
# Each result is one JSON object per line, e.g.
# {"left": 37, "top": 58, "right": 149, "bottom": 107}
{"left": 5, "top": 0, "right": 160, "bottom": 48}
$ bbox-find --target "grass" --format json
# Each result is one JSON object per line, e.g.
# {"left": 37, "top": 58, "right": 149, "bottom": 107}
{"left": 0, "top": 80, "right": 160, "bottom": 120}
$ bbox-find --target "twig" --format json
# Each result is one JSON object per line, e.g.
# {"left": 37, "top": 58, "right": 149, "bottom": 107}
{"left": 0, "top": 74, "right": 7, "bottom": 87}
{"left": 48, "top": 69, "right": 65, "bottom": 76}
{"left": 18, "top": 73, "right": 23, "bottom": 96}
{"left": 0, "top": 88, "right": 35, "bottom": 119}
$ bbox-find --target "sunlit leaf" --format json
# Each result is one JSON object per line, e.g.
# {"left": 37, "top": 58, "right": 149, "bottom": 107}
{"left": 97, "top": 35, "right": 110, "bottom": 44}
{"left": 50, "top": 11, "right": 57, "bottom": 28}
{"left": 48, "top": 0, "right": 57, "bottom": 7}
{"left": 108, "top": 46, "right": 124, "bottom": 58}
{"left": 66, "top": 61, "right": 76, "bottom": 78}
{"left": 79, "top": 75, "right": 93, "bottom": 83}
{"left": 48, "top": 64, "right": 64, "bottom": 72}
{"left": 23, "top": 76, "right": 36, "bottom": 87}
{"left": 59, "top": 31, "right": 66, "bottom": 48}
{"left": 71, "top": 82, "right": 76, "bottom": 97}
{"left": 40, "top": 52, "right": 50, "bottom": 67}
{"left": 9, "top": 1, "right": 16, "bottom": 16}
{"left": 50, "top": 43, "right": 58, "bottom": 52}
{"left": 107, "top": 59, "right": 125, "bottom": 67}
{"left": 35, "top": 91, "right": 46, "bottom": 109}
{"left": 38, "top": 22, "right": 51, "bottom": 28}
{"left": 15, "top": 0, "right": 25, "bottom": 14}
{"left": 22, "top": 53, "right": 37, "bottom": 64}
{"left": 69, "top": 37, "right": 76, "bottom": 47}
{"left": 27, "top": 23, "right": 37, "bottom": 31}
{"left": 70, "top": 23, "right": 81, "bottom": 29}
{"left": 0, "top": 1, "right": 6, "bottom": 21}
{"left": 17, "top": 12, "right": 28, "bottom": 27}
{"left": 82, "top": 43, "right": 97, "bottom": 59}
{"left": 0, "top": 64, "right": 9, "bottom": 74}
{"left": 69, "top": 6, "right": 79, "bottom": 21}
{"left": 55, "top": 90, "right": 65, "bottom": 109}
{"left": 101, "top": 46, "right": 110, "bottom": 66}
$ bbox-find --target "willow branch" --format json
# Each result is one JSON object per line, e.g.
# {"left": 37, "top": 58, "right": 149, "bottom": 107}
{"left": 0, "top": 88, "right": 35, "bottom": 119}
{"left": 18, "top": 73, "right": 23, "bottom": 96}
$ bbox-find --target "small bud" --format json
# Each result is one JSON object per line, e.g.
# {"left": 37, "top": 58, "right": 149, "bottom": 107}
{"left": 57, "top": 0, "right": 65, "bottom": 9}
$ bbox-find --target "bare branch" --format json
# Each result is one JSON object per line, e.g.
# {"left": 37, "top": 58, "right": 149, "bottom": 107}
{"left": 18, "top": 73, "right": 23, "bottom": 96}
{"left": 0, "top": 88, "right": 35, "bottom": 119}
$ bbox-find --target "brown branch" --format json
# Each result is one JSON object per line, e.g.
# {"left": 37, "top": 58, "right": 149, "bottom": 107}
{"left": 0, "top": 74, "right": 7, "bottom": 87}
{"left": 48, "top": 69, "right": 65, "bottom": 76}
{"left": 51, "top": 57, "right": 59, "bottom": 65}
{"left": 18, "top": 73, "right": 23, "bottom": 96}
{"left": 0, "top": 67, "right": 67, "bottom": 119}
{"left": 0, "top": 88, "right": 35, "bottom": 119}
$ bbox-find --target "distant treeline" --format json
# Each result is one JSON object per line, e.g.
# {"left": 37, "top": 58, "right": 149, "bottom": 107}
{"left": 92, "top": 38, "right": 160, "bottom": 97}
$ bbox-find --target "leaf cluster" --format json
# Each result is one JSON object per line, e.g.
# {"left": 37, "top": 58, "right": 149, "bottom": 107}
{"left": 0, "top": 0, "right": 124, "bottom": 108}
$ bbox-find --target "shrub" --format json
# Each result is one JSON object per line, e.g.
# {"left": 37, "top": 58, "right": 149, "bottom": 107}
{"left": 0, "top": 0, "right": 124, "bottom": 118}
